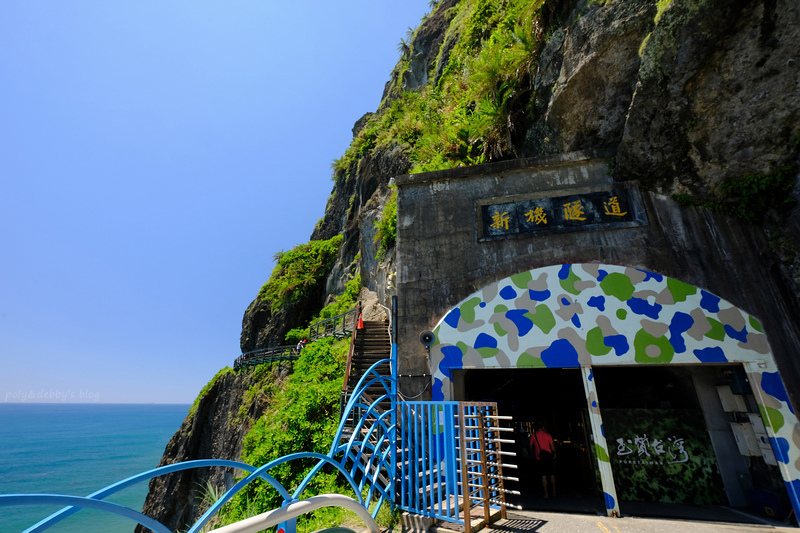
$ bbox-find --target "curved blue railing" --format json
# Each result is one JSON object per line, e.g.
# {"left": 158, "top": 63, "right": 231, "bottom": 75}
{"left": 0, "top": 353, "right": 397, "bottom": 533}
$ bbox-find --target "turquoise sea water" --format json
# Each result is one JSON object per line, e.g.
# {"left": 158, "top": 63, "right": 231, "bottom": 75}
{"left": 0, "top": 403, "right": 189, "bottom": 532}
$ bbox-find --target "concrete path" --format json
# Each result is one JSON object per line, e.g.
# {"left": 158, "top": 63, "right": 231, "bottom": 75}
{"left": 475, "top": 510, "right": 797, "bottom": 533}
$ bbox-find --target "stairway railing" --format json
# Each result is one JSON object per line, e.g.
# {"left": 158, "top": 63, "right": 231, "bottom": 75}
{"left": 1, "top": 298, "right": 398, "bottom": 533}
{"left": 234, "top": 345, "right": 298, "bottom": 371}
{"left": 208, "top": 494, "right": 378, "bottom": 533}
{"left": 309, "top": 307, "right": 358, "bottom": 342}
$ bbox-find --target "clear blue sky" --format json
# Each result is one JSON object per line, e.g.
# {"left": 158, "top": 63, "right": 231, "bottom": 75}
{"left": 0, "top": 1, "right": 431, "bottom": 404}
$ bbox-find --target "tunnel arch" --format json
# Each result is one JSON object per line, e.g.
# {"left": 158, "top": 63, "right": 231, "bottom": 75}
{"left": 428, "top": 263, "right": 800, "bottom": 517}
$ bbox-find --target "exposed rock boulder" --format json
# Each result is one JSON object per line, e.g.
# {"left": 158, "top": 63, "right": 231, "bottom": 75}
{"left": 136, "top": 365, "right": 288, "bottom": 532}
{"left": 545, "top": 0, "right": 656, "bottom": 151}
{"left": 617, "top": 0, "right": 800, "bottom": 199}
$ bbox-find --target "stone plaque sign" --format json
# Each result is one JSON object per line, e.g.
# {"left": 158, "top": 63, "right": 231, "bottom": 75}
{"left": 478, "top": 186, "right": 647, "bottom": 241}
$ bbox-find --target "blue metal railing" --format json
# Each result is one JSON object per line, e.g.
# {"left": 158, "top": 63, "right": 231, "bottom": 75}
{"left": 0, "top": 333, "right": 399, "bottom": 532}
{"left": 398, "top": 401, "right": 460, "bottom": 523}
{"left": 4, "top": 459, "right": 285, "bottom": 533}
{"left": 2, "top": 297, "right": 516, "bottom": 531}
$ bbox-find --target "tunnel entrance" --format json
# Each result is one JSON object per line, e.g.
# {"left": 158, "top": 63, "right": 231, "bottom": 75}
{"left": 454, "top": 365, "right": 791, "bottom": 522}
{"left": 455, "top": 368, "right": 606, "bottom": 513}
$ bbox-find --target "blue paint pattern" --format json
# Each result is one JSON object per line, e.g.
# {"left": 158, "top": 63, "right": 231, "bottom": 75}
{"left": 444, "top": 308, "right": 461, "bottom": 329}
{"left": 604, "top": 492, "right": 616, "bottom": 511}
{"left": 668, "top": 312, "right": 694, "bottom": 353}
{"left": 700, "top": 291, "right": 721, "bottom": 313}
{"left": 541, "top": 339, "right": 580, "bottom": 368}
{"left": 693, "top": 347, "right": 728, "bottom": 363}
{"left": 724, "top": 324, "right": 748, "bottom": 343}
{"left": 604, "top": 335, "right": 629, "bottom": 356}
{"left": 529, "top": 289, "right": 551, "bottom": 301}
{"left": 762, "top": 372, "right": 794, "bottom": 414}
{"left": 499, "top": 285, "right": 517, "bottom": 300}
{"left": 506, "top": 310, "right": 534, "bottom": 337}
{"left": 784, "top": 479, "right": 800, "bottom": 513}
{"left": 474, "top": 333, "right": 497, "bottom": 350}
{"left": 638, "top": 269, "right": 664, "bottom": 282}
{"left": 432, "top": 378, "right": 444, "bottom": 401}
{"left": 439, "top": 346, "right": 464, "bottom": 375}
{"left": 627, "top": 297, "right": 662, "bottom": 319}
{"left": 773, "top": 437, "right": 791, "bottom": 464}
{"left": 588, "top": 295, "right": 606, "bottom": 311}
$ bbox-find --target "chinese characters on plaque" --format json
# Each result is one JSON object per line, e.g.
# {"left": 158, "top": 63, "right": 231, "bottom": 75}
{"left": 480, "top": 188, "right": 644, "bottom": 240}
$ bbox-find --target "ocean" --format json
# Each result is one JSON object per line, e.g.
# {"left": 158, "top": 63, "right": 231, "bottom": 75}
{"left": 0, "top": 403, "right": 190, "bottom": 533}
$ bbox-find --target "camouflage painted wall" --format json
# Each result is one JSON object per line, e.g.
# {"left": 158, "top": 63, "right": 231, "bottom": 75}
{"left": 394, "top": 153, "right": 800, "bottom": 516}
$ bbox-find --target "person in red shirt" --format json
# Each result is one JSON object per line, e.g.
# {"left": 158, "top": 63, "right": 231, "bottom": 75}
{"left": 530, "top": 422, "right": 556, "bottom": 498}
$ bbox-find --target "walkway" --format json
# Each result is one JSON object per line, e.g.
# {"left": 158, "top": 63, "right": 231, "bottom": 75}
{"left": 233, "top": 345, "right": 297, "bottom": 370}
{"left": 454, "top": 509, "right": 796, "bottom": 533}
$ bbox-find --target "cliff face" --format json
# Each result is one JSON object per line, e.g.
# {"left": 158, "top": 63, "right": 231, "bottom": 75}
{"left": 136, "top": 365, "right": 289, "bottom": 533}
{"left": 240, "top": 0, "right": 799, "bottom": 348}
{"left": 147, "top": 0, "right": 799, "bottom": 527}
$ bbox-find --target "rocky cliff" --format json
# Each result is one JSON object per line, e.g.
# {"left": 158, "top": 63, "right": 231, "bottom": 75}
{"left": 144, "top": 0, "right": 799, "bottom": 528}
{"left": 136, "top": 365, "right": 290, "bottom": 532}
{"left": 242, "top": 0, "right": 799, "bottom": 349}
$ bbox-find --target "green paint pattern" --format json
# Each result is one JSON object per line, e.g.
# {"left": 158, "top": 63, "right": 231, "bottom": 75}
{"left": 595, "top": 443, "right": 611, "bottom": 463}
{"left": 461, "top": 297, "right": 483, "bottom": 323}
{"left": 510, "top": 271, "right": 533, "bottom": 289}
{"left": 600, "top": 272, "right": 635, "bottom": 301}
{"left": 634, "top": 329, "right": 675, "bottom": 364}
{"left": 705, "top": 318, "right": 726, "bottom": 341}
{"left": 477, "top": 347, "right": 500, "bottom": 359}
{"left": 667, "top": 277, "right": 697, "bottom": 302}
{"left": 587, "top": 327, "right": 612, "bottom": 356}
{"left": 764, "top": 405, "right": 785, "bottom": 432}
{"left": 518, "top": 352, "right": 546, "bottom": 368}
{"left": 559, "top": 265, "right": 583, "bottom": 295}
{"left": 529, "top": 305, "right": 555, "bottom": 334}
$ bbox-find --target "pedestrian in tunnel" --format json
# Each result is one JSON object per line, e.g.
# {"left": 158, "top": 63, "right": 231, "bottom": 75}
{"left": 531, "top": 421, "right": 557, "bottom": 498}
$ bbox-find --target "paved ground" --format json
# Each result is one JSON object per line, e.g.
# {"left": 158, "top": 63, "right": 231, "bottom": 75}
{"left": 476, "top": 510, "right": 797, "bottom": 533}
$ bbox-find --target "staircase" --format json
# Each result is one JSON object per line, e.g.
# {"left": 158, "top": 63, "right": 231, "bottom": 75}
{"left": 339, "top": 316, "right": 392, "bottom": 440}
{"left": 348, "top": 319, "right": 391, "bottom": 396}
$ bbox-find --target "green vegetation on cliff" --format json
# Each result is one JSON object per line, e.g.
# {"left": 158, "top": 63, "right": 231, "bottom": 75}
{"left": 220, "top": 337, "right": 349, "bottom": 530}
{"left": 258, "top": 235, "right": 344, "bottom": 310}
{"left": 334, "top": 0, "right": 551, "bottom": 177}
{"left": 672, "top": 162, "right": 799, "bottom": 225}
{"left": 188, "top": 367, "right": 233, "bottom": 418}
{"left": 286, "top": 274, "right": 361, "bottom": 344}
{"left": 374, "top": 189, "right": 397, "bottom": 260}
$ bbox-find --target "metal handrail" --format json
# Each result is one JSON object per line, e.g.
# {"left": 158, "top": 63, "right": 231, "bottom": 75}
{"left": 234, "top": 306, "right": 358, "bottom": 370}
{"left": 340, "top": 302, "right": 363, "bottom": 395}
{"left": 309, "top": 307, "right": 357, "bottom": 341}
{"left": 3, "top": 298, "right": 400, "bottom": 533}
{"left": 9, "top": 459, "right": 289, "bottom": 533}
{"left": 234, "top": 345, "right": 299, "bottom": 371}
{"left": 208, "top": 494, "right": 378, "bottom": 533}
